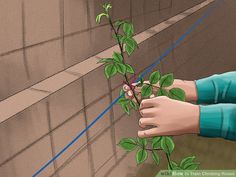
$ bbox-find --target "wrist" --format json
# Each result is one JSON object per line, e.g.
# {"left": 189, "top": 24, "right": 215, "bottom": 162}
{"left": 191, "top": 104, "right": 200, "bottom": 134}
{"left": 173, "top": 80, "right": 198, "bottom": 102}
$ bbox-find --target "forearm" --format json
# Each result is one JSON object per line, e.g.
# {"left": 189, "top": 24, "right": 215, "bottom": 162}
{"left": 196, "top": 72, "right": 236, "bottom": 104}
{"left": 199, "top": 104, "right": 236, "bottom": 141}
{"left": 171, "top": 80, "right": 198, "bottom": 102}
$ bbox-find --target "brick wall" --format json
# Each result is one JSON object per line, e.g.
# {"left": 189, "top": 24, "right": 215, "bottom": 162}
{"left": 1, "top": 0, "right": 236, "bottom": 177}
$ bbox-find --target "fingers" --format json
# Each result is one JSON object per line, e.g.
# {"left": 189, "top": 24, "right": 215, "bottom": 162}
{"left": 139, "top": 108, "right": 158, "bottom": 117}
{"left": 138, "top": 128, "right": 159, "bottom": 138}
{"left": 139, "top": 118, "right": 156, "bottom": 128}
{"left": 140, "top": 98, "right": 157, "bottom": 109}
{"left": 123, "top": 84, "right": 130, "bottom": 92}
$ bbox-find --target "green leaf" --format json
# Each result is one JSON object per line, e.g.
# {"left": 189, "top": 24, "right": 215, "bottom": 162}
{"left": 124, "top": 37, "right": 137, "bottom": 56}
{"left": 121, "top": 104, "right": 130, "bottom": 115}
{"left": 118, "top": 138, "right": 137, "bottom": 151}
{"left": 136, "top": 149, "right": 148, "bottom": 164}
{"left": 184, "top": 162, "right": 200, "bottom": 170}
{"left": 118, "top": 98, "right": 130, "bottom": 105}
{"left": 123, "top": 22, "right": 134, "bottom": 37}
{"left": 152, "top": 137, "right": 162, "bottom": 149}
{"left": 157, "top": 88, "right": 169, "bottom": 97}
{"left": 130, "top": 100, "right": 139, "bottom": 110}
{"left": 125, "top": 64, "right": 135, "bottom": 74}
{"left": 168, "top": 161, "right": 179, "bottom": 170}
{"left": 97, "top": 58, "right": 113, "bottom": 64}
{"left": 112, "top": 34, "right": 124, "bottom": 43}
{"left": 114, "top": 20, "right": 125, "bottom": 27}
{"left": 141, "top": 85, "right": 152, "bottom": 98}
{"left": 104, "top": 64, "right": 117, "bottom": 79}
{"left": 137, "top": 138, "right": 147, "bottom": 147}
{"left": 103, "top": 3, "right": 112, "bottom": 12}
{"left": 180, "top": 156, "right": 196, "bottom": 169}
{"left": 113, "top": 52, "right": 123, "bottom": 63}
{"left": 96, "top": 13, "right": 108, "bottom": 23}
{"left": 159, "top": 73, "right": 174, "bottom": 87}
{"left": 169, "top": 88, "right": 186, "bottom": 101}
{"left": 152, "top": 151, "right": 160, "bottom": 165}
{"left": 149, "top": 71, "right": 161, "bottom": 84}
{"left": 161, "top": 137, "right": 175, "bottom": 155}
{"left": 115, "top": 63, "right": 126, "bottom": 75}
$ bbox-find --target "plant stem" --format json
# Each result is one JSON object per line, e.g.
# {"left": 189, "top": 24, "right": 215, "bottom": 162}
{"left": 165, "top": 153, "right": 173, "bottom": 170}
{"left": 108, "top": 16, "right": 140, "bottom": 105}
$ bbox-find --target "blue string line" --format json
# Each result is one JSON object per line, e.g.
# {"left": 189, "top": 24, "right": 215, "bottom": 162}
{"left": 32, "top": 1, "right": 221, "bottom": 176}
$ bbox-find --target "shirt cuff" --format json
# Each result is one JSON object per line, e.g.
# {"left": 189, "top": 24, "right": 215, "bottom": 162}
{"left": 199, "top": 105, "right": 223, "bottom": 138}
{"left": 195, "top": 75, "right": 217, "bottom": 104}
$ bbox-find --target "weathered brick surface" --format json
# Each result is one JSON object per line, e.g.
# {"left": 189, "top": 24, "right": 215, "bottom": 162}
{"left": 64, "top": 0, "right": 89, "bottom": 35}
{"left": 85, "top": 95, "right": 112, "bottom": 138}
{"left": 24, "top": 0, "right": 60, "bottom": 45}
{"left": 90, "top": 129, "right": 114, "bottom": 173}
{"left": 0, "top": 51, "right": 30, "bottom": 101}
{"left": 58, "top": 148, "right": 91, "bottom": 177}
{"left": 48, "top": 78, "right": 83, "bottom": 129}
{"left": 0, "top": 136, "right": 54, "bottom": 177}
{"left": 83, "top": 66, "right": 109, "bottom": 106}
{"left": 0, "top": 100, "right": 49, "bottom": 165}
{"left": 0, "top": 0, "right": 22, "bottom": 54}
{"left": 26, "top": 39, "right": 64, "bottom": 82}
{"left": 52, "top": 111, "right": 87, "bottom": 167}
{"left": 64, "top": 31, "right": 92, "bottom": 67}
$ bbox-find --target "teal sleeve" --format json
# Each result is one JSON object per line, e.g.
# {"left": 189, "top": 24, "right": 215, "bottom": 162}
{"left": 199, "top": 104, "right": 236, "bottom": 141}
{"left": 196, "top": 71, "right": 236, "bottom": 104}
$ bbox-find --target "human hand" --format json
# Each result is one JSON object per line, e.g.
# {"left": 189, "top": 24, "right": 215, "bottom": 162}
{"left": 123, "top": 79, "right": 198, "bottom": 102}
{"left": 138, "top": 96, "right": 200, "bottom": 138}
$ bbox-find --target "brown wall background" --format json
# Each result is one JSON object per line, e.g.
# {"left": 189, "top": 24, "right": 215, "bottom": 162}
{"left": 0, "top": 0, "right": 236, "bottom": 177}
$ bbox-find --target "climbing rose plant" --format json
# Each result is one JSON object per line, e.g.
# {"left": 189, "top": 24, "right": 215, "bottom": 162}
{"left": 96, "top": 3, "right": 200, "bottom": 171}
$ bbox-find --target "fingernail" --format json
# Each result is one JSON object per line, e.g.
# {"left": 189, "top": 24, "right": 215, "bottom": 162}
{"left": 127, "top": 90, "right": 133, "bottom": 97}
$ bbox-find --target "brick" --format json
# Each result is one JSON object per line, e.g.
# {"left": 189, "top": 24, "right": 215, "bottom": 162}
{"left": 131, "top": 0, "right": 144, "bottom": 17}
{"left": 91, "top": 25, "right": 116, "bottom": 57}
{"left": 0, "top": 136, "right": 54, "bottom": 177}
{"left": 0, "top": 51, "right": 30, "bottom": 101}
{"left": 24, "top": 0, "right": 60, "bottom": 45}
{"left": 85, "top": 95, "right": 111, "bottom": 139}
{"left": 90, "top": 130, "right": 114, "bottom": 172}
{"left": 144, "top": 0, "right": 159, "bottom": 13}
{"left": 143, "top": 11, "right": 160, "bottom": 30}
{"left": 58, "top": 148, "right": 91, "bottom": 177}
{"left": 83, "top": 66, "right": 109, "bottom": 106}
{"left": 159, "top": 39, "right": 177, "bottom": 74}
{"left": 159, "top": 0, "right": 172, "bottom": 10}
{"left": 0, "top": 0, "right": 22, "bottom": 54}
{"left": 64, "top": 0, "right": 88, "bottom": 35}
{"left": 94, "top": 154, "right": 116, "bottom": 177}
{"left": 26, "top": 39, "right": 64, "bottom": 83}
{"left": 52, "top": 111, "right": 87, "bottom": 167}
{"left": 0, "top": 100, "right": 49, "bottom": 165}
{"left": 132, "top": 14, "right": 145, "bottom": 34}
{"left": 64, "top": 31, "right": 92, "bottom": 67}
{"left": 49, "top": 78, "right": 83, "bottom": 128}
{"left": 112, "top": 0, "right": 131, "bottom": 21}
